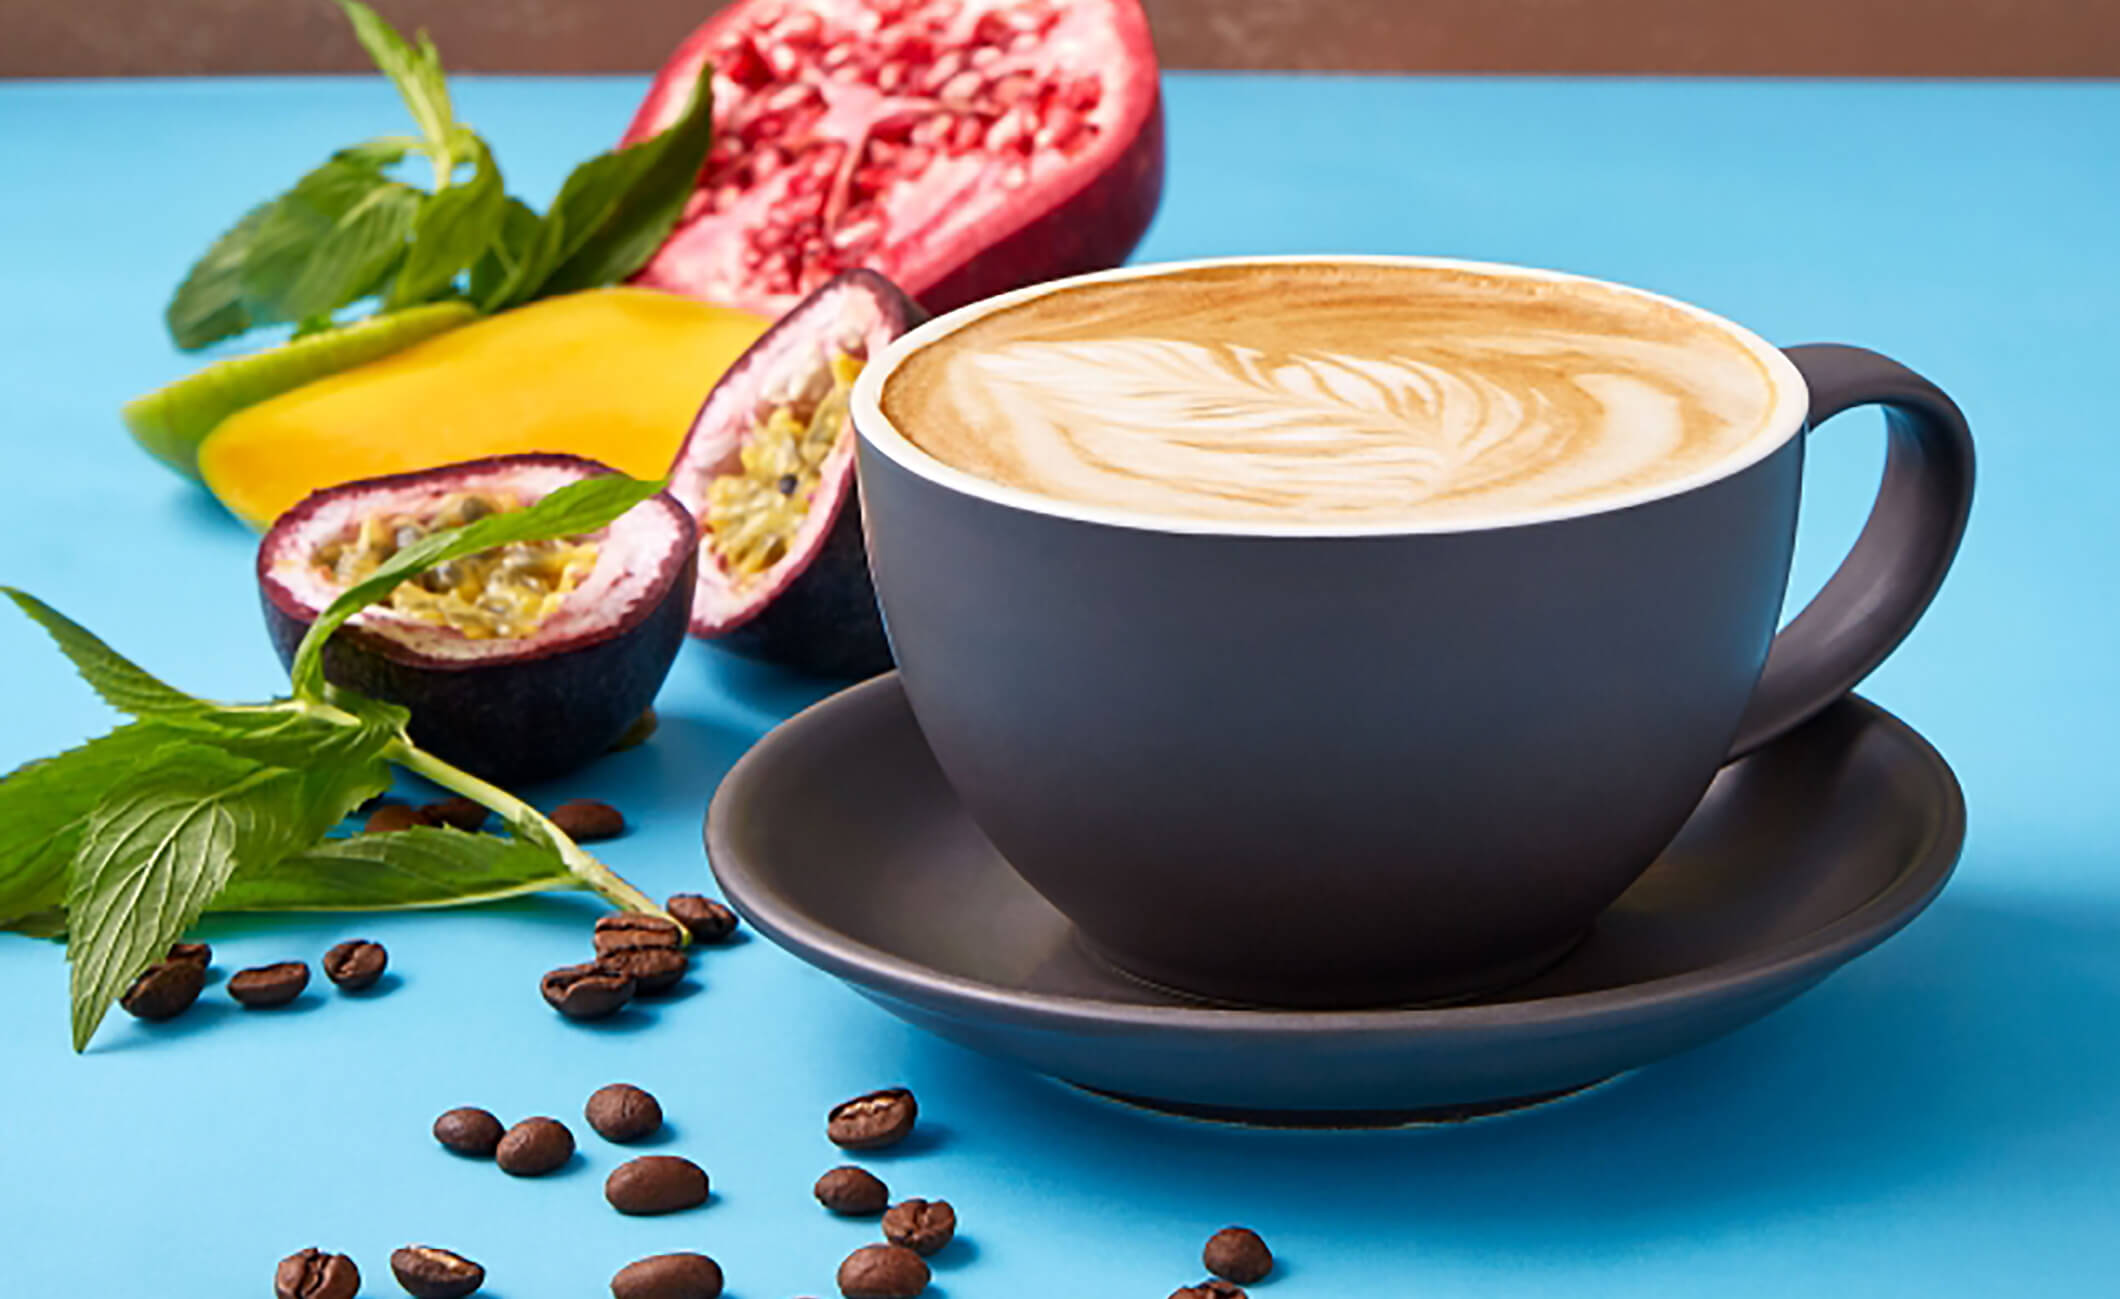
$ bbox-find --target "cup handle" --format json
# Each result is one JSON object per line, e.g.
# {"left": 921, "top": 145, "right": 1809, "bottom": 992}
{"left": 1725, "top": 344, "right": 1975, "bottom": 760}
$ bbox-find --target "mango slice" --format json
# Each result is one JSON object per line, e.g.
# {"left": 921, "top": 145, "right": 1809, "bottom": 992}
{"left": 199, "top": 287, "right": 770, "bottom": 527}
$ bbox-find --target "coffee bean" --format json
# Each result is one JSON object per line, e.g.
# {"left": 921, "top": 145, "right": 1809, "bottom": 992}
{"left": 433, "top": 1106, "right": 504, "bottom": 1157}
{"left": 610, "top": 1252, "right": 723, "bottom": 1299}
{"left": 828, "top": 1087, "right": 918, "bottom": 1150}
{"left": 593, "top": 912, "right": 683, "bottom": 957}
{"left": 1203, "top": 1227, "right": 1273, "bottom": 1284}
{"left": 836, "top": 1244, "right": 929, "bottom": 1298}
{"left": 882, "top": 1199, "right": 956, "bottom": 1256}
{"left": 552, "top": 799, "right": 625, "bottom": 841}
{"left": 601, "top": 945, "right": 688, "bottom": 995}
{"left": 495, "top": 1116, "right": 574, "bottom": 1176}
{"left": 229, "top": 961, "right": 309, "bottom": 1008}
{"left": 167, "top": 941, "right": 212, "bottom": 966}
{"left": 541, "top": 961, "right": 635, "bottom": 1020}
{"left": 814, "top": 1166, "right": 889, "bottom": 1216}
{"left": 391, "top": 1245, "right": 484, "bottom": 1299}
{"left": 275, "top": 1247, "right": 360, "bottom": 1299}
{"left": 1169, "top": 1284, "right": 1246, "bottom": 1299}
{"left": 666, "top": 894, "right": 739, "bottom": 944}
{"left": 421, "top": 796, "right": 488, "bottom": 832}
{"left": 365, "top": 803, "right": 433, "bottom": 834}
{"left": 121, "top": 957, "right": 206, "bottom": 1021}
{"left": 605, "top": 1154, "right": 710, "bottom": 1215}
{"left": 585, "top": 1083, "right": 664, "bottom": 1143}
{"left": 322, "top": 939, "right": 388, "bottom": 990}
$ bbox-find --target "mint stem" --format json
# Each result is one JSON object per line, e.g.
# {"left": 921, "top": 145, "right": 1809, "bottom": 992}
{"left": 383, "top": 737, "right": 664, "bottom": 920}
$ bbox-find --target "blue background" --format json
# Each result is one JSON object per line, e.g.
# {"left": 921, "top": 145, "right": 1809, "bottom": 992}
{"left": 2, "top": 73, "right": 2116, "bottom": 1295}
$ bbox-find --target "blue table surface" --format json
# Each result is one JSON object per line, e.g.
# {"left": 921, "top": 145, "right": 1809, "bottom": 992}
{"left": 3, "top": 71, "right": 2117, "bottom": 1296}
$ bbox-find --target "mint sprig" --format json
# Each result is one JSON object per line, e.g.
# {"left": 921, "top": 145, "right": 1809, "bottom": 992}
{"left": 0, "top": 472, "right": 672, "bottom": 1049}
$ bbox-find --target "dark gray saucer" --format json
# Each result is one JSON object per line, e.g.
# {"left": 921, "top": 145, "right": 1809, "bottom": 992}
{"left": 706, "top": 675, "right": 1964, "bottom": 1123}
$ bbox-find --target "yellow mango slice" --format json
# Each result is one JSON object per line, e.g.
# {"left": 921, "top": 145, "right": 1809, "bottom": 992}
{"left": 199, "top": 287, "right": 769, "bottom": 527}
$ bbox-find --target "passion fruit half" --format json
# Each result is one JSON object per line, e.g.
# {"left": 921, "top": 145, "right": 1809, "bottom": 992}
{"left": 669, "top": 269, "right": 925, "bottom": 678}
{"left": 258, "top": 454, "right": 696, "bottom": 785}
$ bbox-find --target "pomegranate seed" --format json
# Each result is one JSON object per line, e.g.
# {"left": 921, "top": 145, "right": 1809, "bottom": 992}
{"left": 938, "top": 69, "right": 984, "bottom": 105}
{"left": 990, "top": 72, "right": 1037, "bottom": 107}
{"left": 910, "top": 114, "right": 954, "bottom": 146}
{"left": 775, "top": 9, "right": 824, "bottom": 47}
{"left": 874, "top": 112, "right": 923, "bottom": 144}
{"left": 898, "top": 145, "right": 934, "bottom": 175}
{"left": 969, "top": 46, "right": 1001, "bottom": 68}
{"left": 820, "top": 45, "right": 856, "bottom": 72}
{"left": 1035, "top": 106, "right": 1082, "bottom": 150}
{"left": 720, "top": 39, "right": 776, "bottom": 89}
{"left": 760, "top": 81, "right": 822, "bottom": 114}
{"left": 972, "top": 12, "right": 1013, "bottom": 46}
{"left": 833, "top": 215, "right": 885, "bottom": 251}
{"left": 877, "top": 60, "right": 911, "bottom": 93}
{"left": 949, "top": 114, "right": 986, "bottom": 150}
{"left": 987, "top": 105, "right": 1035, "bottom": 151}
{"left": 1062, "top": 74, "right": 1103, "bottom": 111}
{"left": 924, "top": 49, "right": 967, "bottom": 91}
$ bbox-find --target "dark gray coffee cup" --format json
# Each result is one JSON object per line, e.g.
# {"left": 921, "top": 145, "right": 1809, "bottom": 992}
{"left": 851, "top": 256, "right": 1973, "bottom": 1008}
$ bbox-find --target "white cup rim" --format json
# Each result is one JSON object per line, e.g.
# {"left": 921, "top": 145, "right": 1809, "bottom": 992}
{"left": 851, "top": 254, "right": 1812, "bottom": 538}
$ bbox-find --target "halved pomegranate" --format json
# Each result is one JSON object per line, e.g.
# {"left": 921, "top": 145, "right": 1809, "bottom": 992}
{"left": 669, "top": 270, "right": 924, "bottom": 677}
{"left": 623, "top": 0, "right": 1164, "bottom": 318}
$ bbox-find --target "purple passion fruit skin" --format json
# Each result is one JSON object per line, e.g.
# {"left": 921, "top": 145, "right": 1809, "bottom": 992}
{"left": 258, "top": 454, "right": 696, "bottom": 786}
{"left": 670, "top": 269, "right": 925, "bottom": 680}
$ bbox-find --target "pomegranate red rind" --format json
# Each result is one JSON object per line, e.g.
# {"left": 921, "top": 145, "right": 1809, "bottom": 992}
{"left": 624, "top": 0, "right": 1164, "bottom": 318}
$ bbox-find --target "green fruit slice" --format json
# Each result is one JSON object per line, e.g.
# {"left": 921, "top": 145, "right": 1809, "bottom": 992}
{"left": 123, "top": 301, "right": 480, "bottom": 478}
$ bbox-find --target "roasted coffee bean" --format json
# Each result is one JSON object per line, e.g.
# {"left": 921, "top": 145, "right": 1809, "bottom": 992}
{"left": 836, "top": 1244, "right": 929, "bottom": 1299}
{"left": 828, "top": 1087, "right": 918, "bottom": 1150}
{"left": 229, "top": 961, "right": 310, "bottom": 1008}
{"left": 433, "top": 1106, "right": 504, "bottom": 1157}
{"left": 121, "top": 956, "right": 206, "bottom": 1021}
{"left": 1203, "top": 1227, "right": 1273, "bottom": 1284}
{"left": 322, "top": 939, "right": 388, "bottom": 990}
{"left": 391, "top": 1245, "right": 484, "bottom": 1299}
{"left": 586, "top": 1083, "right": 664, "bottom": 1143}
{"left": 275, "top": 1247, "right": 360, "bottom": 1299}
{"left": 552, "top": 799, "right": 626, "bottom": 841}
{"left": 666, "top": 894, "right": 739, "bottom": 945}
{"left": 167, "top": 941, "right": 212, "bottom": 966}
{"left": 541, "top": 961, "right": 635, "bottom": 1020}
{"left": 495, "top": 1116, "right": 575, "bottom": 1176}
{"left": 421, "top": 796, "right": 489, "bottom": 832}
{"left": 605, "top": 1154, "right": 710, "bottom": 1215}
{"left": 592, "top": 912, "right": 683, "bottom": 957}
{"left": 600, "top": 945, "right": 688, "bottom": 995}
{"left": 1169, "top": 1284, "right": 1246, "bottom": 1299}
{"left": 814, "top": 1165, "right": 889, "bottom": 1216}
{"left": 882, "top": 1199, "right": 956, "bottom": 1256}
{"left": 610, "top": 1251, "right": 723, "bottom": 1299}
{"left": 365, "top": 803, "right": 433, "bottom": 834}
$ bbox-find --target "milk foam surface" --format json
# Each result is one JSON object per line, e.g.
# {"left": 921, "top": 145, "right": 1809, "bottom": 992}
{"left": 880, "top": 263, "right": 1784, "bottom": 525}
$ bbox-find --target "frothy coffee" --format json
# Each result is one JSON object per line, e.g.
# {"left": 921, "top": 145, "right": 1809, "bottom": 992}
{"left": 878, "top": 262, "right": 1784, "bottom": 525}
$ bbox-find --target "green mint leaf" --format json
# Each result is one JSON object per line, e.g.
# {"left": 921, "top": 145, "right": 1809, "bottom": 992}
{"left": 4, "top": 908, "right": 67, "bottom": 939}
{"left": 515, "top": 64, "right": 715, "bottom": 304}
{"left": 471, "top": 197, "right": 546, "bottom": 311}
{"left": 289, "top": 471, "right": 666, "bottom": 699}
{"left": 388, "top": 139, "right": 505, "bottom": 308}
{"left": 0, "top": 723, "right": 190, "bottom": 929}
{"left": 215, "top": 826, "right": 575, "bottom": 912}
{"left": 165, "top": 201, "right": 271, "bottom": 350}
{"left": 239, "top": 149, "right": 423, "bottom": 330}
{"left": 65, "top": 747, "right": 318, "bottom": 1050}
{"left": 3, "top": 588, "right": 206, "bottom": 719}
{"left": 336, "top": 0, "right": 458, "bottom": 170}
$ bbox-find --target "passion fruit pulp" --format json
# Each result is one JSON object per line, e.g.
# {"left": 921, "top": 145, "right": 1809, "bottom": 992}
{"left": 259, "top": 454, "right": 696, "bottom": 785}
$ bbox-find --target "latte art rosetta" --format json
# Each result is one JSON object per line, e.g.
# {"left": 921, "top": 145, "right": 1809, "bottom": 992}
{"left": 881, "top": 263, "right": 1784, "bottom": 525}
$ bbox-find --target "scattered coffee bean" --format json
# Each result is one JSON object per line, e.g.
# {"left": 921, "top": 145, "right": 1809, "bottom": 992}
{"left": 121, "top": 956, "right": 206, "bottom": 1021}
{"left": 593, "top": 912, "right": 683, "bottom": 957}
{"left": 541, "top": 961, "right": 636, "bottom": 1020}
{"left": 666, "top": 894, "right": 739, "bottom": 944}
{"left": 322, "top": 939, "right": 388, "bottom": 991}
{"left": 611, "top": 1251, "right": 723, "bottom": 1299}
{"left": 167, "top": 941, "right": 212, "bottom": 966}
{"left": 815, "top": 1165, "right": 889, "bottom": 1216}
{"left": 495, "top": 1116, "right": 575, "bottom": 1176}
{"left": 585, "top": 1083, "right": 664, "bottom": 1143}
{"left": 433, "top": 1106, "right": 504, "bottom": 1158}
{"left": 275, "top": 1247, "right": 360, "bottom": 1299}
{"left": 882, "top": 1199, "right": 956, "bottom": 1257}
{"left": 420, "top": 796, "right": 489, "bottom": 832}
{"left": 1203, "top": 1227, "right": 1273, "bottom": 1284}
{"left": 1169, "top": 1284, "right": 1246, "bottom": 1299}
{"left": 552, "top": 799, "right": 626, "bottom": 842}
{"left": 229, "top": 961, "right": 310, "bottom": 1008}
{"left": 837, "top": 1244, "right": 929, "bottom": 1299}
{"left": 600, "top": 945, "right": 688, "bottom": 995}
{"left": 365, "top": 803, "right": 433, "bottom": 834}
{"left": 391, "top": 1245, "right": 484, "bottom": 1299}
{"left": 828, "top": 1087, "right": 918, "bottom": 1150}
{"left": 605, "top": 1154, "right": 710, "bottom": 1215}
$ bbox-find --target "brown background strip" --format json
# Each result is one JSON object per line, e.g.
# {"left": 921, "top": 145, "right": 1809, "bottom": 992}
{"left": 4, "top": 0, "right": 2119, "bottom": 78}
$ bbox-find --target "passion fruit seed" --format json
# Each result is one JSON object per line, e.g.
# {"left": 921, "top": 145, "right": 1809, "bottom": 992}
{"left": 312, "top": 492, "right": 600, "bottom": 641}
{"left": 703, "top": 347, "right": 864, "bottom": 581}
